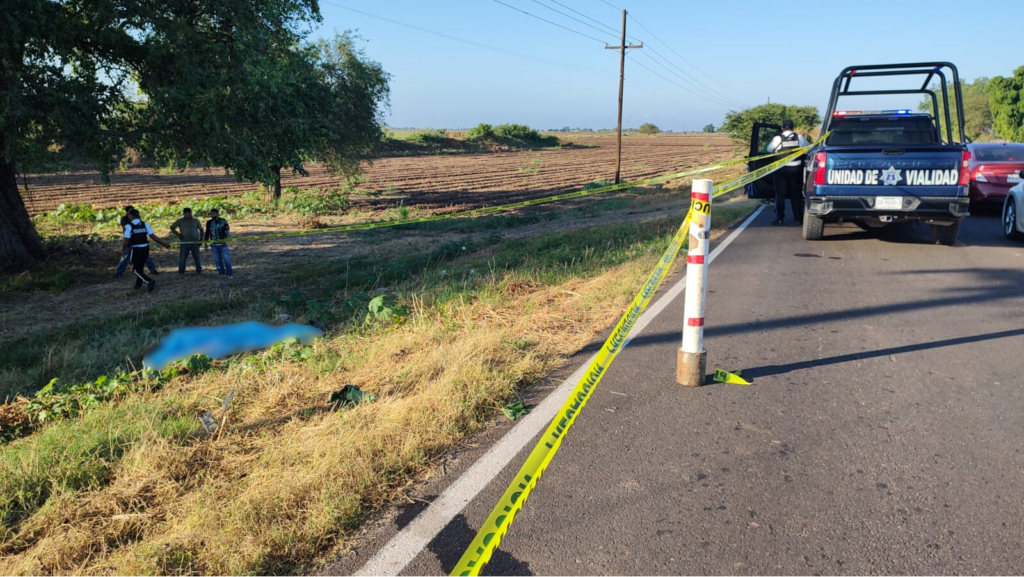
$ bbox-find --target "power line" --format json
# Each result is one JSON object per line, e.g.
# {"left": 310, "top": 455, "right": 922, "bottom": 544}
{"left": 597, "top": 0, "right": 622, "bottom": 11}
{"left": 636, "top": 46, "right": 747, "bottom": 109}
{"left": 634, "top": 50, "right": 739, "bottom": 109}
{"left": 490, "top": 0, "right": 610, "bottom": 44}
{"left": 543, "top": 0, "right": 620, "bottom": 35}
{"left": 626, "top": 53, "right": 733, "bottom": 110}
{"left": 322, "top": 2, "right": 613, "bottom": 76}
{"left": 627, "top": 13, "right": 755, "bottom": 102}
{"left": 529, "top": 0, "right": 619, "bottom": 41}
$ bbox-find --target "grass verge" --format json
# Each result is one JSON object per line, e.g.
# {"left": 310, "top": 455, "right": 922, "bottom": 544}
{"left": 0, "top": 198, "right": 756, "bottom": 575}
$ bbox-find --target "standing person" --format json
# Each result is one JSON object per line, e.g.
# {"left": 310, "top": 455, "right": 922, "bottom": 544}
{"left": 204, "top": 208, "right": 234, "bottom": 277}
{"left": 122, "top": 209, "right": 171, "bottom": 291}
{"left": 115, "top": 205, "right": 159, "bottom": 277}
{"left": 170, "top": 208, "right": 204, "bottom": 274}
{"left": 766, "top": 119, "right": 809, "bottom": 226}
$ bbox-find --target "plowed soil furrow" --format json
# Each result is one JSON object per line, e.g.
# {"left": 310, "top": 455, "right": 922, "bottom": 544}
{"left": 21, "top": 134, "right": 738, "bottom": 214}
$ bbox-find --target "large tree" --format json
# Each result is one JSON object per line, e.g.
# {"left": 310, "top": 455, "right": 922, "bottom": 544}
{"left": 1, "top": 0, "right": 139, "bottom": 272}
{"left": 720, "top": 103, "right": 821, "bottom": 144}
{"left": 138, "top": 25, "right": 390, "bottom": 202}
{"left": 986, "top": 66, "right": 1024, "bottom": 143}
{"left": 1, "top": 0, "right": 390, "bottom": 273}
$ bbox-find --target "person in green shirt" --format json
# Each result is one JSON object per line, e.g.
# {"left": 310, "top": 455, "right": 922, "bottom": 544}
{"left": 170, "top": 208, "right": 204, "bottom": 274}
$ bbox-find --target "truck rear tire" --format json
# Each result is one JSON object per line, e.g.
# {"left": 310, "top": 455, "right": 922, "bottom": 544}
{"left": 933, "top": 220, "right": 961, "bottom": 246}
{"left": 802, "top": 208, "right": 824, "bottom": 240}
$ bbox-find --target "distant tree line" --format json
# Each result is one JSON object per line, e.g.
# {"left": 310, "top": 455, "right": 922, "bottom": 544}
{"left": 919, "top": 69, "right": 1024, "bottom": 143}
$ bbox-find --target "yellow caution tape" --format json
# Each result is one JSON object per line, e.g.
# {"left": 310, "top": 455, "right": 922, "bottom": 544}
{"left": 713, "top": 369, "right": 750, "bottom": 385}
{"left": 450, "top": 204, "right": 695, "bottom": 576}
{"left": 450, "top": 135, "right": 824, "bottom": 576}
{"left": 170, "top": 144, "right": 814, "bottom": 247}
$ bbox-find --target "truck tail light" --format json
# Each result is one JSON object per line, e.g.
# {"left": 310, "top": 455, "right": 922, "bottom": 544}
{"left": 813, "top": 151, "right": 828, "bottom": 185}
{"left": 959, "top": 149, "right": 971, "bottom": 186}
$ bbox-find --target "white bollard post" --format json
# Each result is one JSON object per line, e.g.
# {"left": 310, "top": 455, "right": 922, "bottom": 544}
{"left": 677, "top": 178, "right": 712, "bottom": 386}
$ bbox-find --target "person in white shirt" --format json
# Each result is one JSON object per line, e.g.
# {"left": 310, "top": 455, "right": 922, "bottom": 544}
{"left": 121, "top": 209, "right": 171, "bottom": 291}
{"left": 766, "top": 119, "right": 809, "bottom": 225}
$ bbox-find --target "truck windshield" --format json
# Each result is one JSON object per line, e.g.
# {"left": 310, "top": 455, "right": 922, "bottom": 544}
{"left": 826, "top": 116, "right": 937, "bottom": 146}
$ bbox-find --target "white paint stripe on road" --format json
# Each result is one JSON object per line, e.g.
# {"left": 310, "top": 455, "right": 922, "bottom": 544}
{"left": 354, "top": 205, "right": 766, "bottom": 576}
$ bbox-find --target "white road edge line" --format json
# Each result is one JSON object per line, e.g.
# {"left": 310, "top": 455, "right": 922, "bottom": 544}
{"left": 355, "top": 205, "right": 766, "bottom": 576}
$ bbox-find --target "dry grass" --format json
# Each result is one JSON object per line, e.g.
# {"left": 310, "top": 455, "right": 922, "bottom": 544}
{"left": 0, "top": 198, "right": 756, "bottom": 575}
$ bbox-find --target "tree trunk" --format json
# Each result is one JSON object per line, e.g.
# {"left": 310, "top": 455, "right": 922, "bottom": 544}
{"left": 0, "top": 141, "right": 48, "bottom": 274}
{"left": 267, "top": 164, "right": 282, "bottom": 202}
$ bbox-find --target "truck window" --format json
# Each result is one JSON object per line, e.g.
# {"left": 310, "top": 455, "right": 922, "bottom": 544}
{"left": 826, "top": 116, "right": 937, "bottom": 146}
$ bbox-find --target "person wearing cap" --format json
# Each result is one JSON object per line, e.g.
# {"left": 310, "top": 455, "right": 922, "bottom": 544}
{"left": 122, "top": 208, "right": 171, "bottom": 291}
{"left": 766, "top": 120, "right": 809, "bottom": 226}
{"left": 115, "top": 205, "right": 159, "bottom": 277}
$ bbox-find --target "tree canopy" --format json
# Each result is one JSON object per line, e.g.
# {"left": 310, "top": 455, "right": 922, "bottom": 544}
{"left": 986, "top": 67, "right": 1024, "bottom": 143}
{"left": 720, "top": 104, "right": 821, "bottom": 143}
{"left": 638, "top": 122, "right": 660, "bottom": 135}
{"left": 918, "top": 78, "right": 993, "bottom": 142}
{"left": 1, "top": 0, "right": 391, "bottom": 273}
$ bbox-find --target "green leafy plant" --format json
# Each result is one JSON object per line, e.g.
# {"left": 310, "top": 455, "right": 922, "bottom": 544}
{"left": 364, "top": 295, "right": 410, "bottom": 327}
{"left": 502, "top": 401, "right": 529, "bottom": 420}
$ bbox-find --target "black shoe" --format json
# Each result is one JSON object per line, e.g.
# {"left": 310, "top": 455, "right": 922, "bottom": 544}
{"left": 148, "top": 280, "right": 156, "bottom": 292}
{"left": 150, "top": 269, "right": 160, "bottom": 275}
{"left": 772, "top": 219, "right": 785, "bottom": 226}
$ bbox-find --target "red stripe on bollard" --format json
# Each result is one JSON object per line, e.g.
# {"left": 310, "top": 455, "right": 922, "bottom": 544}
{"left": 687, "top": 318, "right": 705, "bottom": 327}
{"left": 687, "top": 254, "right": 705, "bottom": 264}
{"left": 692, "top": 192, "right": 710, "bottom": 201}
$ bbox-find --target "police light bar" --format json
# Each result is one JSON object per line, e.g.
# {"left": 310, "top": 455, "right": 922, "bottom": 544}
{"left": 834, "top": 109, "right": 913, "bottom": 116}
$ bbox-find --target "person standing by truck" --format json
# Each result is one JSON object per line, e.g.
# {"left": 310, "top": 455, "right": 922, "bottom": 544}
{"left": 122, "top": 209, "right": 171, "bottom": 291}
{"left": 170, "top": 208, "right": 204, "bottom": 274}
{"left": 204, "top": 208, "right": 234, "bottom": 277}
{"left": 767, "top": 119, "right": 809, "bottom": 226}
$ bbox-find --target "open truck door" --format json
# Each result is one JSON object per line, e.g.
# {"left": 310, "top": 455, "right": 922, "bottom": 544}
{"left": 746, "top": 122, "right": 781, "bottom": 199}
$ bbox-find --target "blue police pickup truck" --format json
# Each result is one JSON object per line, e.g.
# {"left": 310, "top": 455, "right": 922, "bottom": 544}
{"left": 751, "top": 62, "right": 972, "bottom": 245}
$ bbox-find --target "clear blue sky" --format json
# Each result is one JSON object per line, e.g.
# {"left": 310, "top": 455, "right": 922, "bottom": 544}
{"left": 315, "top": 0, "right": 1022, "bottom": 131}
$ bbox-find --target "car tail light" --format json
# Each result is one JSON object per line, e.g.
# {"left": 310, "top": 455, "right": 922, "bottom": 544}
{"left": 813, "top": 151, "right": 828, "bottom": 185}
{"left": 959, "top": 149, "right": 971, "bottom": 186}
{"left": 973, "top": 165, "right": 988, "bottom": 182}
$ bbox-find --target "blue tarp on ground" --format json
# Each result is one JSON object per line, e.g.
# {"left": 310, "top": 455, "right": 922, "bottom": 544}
{"left": 144, "top": 321, "right": 323, "bottom": 370}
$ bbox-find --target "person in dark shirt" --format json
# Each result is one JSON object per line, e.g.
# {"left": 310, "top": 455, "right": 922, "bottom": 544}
{"left": 204, "top": 208, "right": 234, "bottom": 277}
{"left": 115, "top": 205, "right": 159, "bottom": 277}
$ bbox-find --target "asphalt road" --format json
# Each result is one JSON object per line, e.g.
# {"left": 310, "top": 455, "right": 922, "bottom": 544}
{"left": 339, "top": 208, "right": 1024, "bottom": 576}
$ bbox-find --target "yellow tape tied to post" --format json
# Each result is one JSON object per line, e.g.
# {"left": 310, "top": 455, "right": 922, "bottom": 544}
{"left": 450, "top": 141, "right": 820, "bottom": 576}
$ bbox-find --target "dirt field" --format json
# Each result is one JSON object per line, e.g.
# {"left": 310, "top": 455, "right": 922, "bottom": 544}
{"left": 19, "top": 133, "right": 737, "bottom": 215}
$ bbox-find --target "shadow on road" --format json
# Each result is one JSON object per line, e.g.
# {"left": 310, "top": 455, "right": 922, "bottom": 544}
{"left": 740, "top": 327, "right": 1024, "bottom": 379}
{"left": 426, "top": 514, "right": 534, "bottom": 576}
{"left": 626, "top": 266, "right": 1023, "bottom": 353}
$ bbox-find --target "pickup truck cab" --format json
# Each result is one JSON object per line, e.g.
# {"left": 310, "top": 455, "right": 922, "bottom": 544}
{"left": 783, "top": 62, "right": 970, "bottom": 245}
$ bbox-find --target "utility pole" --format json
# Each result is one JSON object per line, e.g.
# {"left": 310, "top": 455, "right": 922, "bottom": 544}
{"left": 605, "top": 9, "right": 642, "bottom": 184}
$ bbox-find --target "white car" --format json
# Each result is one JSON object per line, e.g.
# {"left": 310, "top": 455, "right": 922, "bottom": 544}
{"left": 1004, "top": 169, "right": 1024, "bottom": 240}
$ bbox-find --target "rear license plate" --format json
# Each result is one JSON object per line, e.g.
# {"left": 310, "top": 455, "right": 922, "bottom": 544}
{"left": 875, "top": 196, "right": 902, "bottom": 210}
{"left": 1008, "top": 174, "right": 1022, "bottom": 183}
